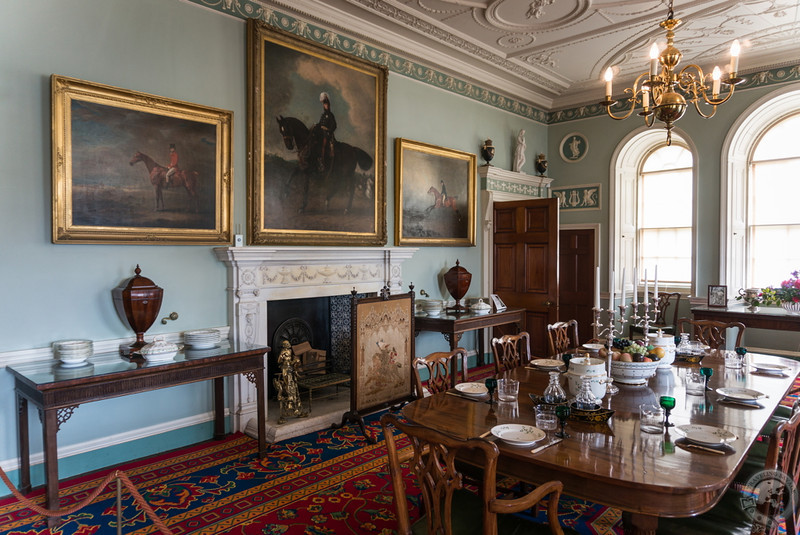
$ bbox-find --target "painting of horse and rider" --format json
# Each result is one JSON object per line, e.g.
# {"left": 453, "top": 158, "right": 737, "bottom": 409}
{"left": 394, "top": 138, "right": 476, "bottom": 247}
{"left": 51, "top": 75, "right": 232, "bottom": 244}
{"left": 247, "top": 20, "right": 387, "bottom": 246}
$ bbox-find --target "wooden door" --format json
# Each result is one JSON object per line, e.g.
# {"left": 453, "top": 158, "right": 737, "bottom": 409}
{"left": 559, "top": 228, "right": 596, "bottom": 344}
{"left": 493, "top": 198, "right": 559, "bottom": 356}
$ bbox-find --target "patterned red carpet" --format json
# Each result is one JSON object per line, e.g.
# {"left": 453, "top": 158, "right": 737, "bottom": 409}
{"left": 1, "top": 367, "right": 797, "bottom": 535}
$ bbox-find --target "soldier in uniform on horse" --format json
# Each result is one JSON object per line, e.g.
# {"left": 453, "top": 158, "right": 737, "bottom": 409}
{"left": 315, "top": 92, "right": 336, "bottom": 172}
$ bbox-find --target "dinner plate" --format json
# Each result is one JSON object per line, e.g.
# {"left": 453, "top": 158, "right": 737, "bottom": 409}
{"left": 582, "top": 343, "right": 605, "bottom": 352}
{"left": 490, "top": 424, "right": 546, "bottom": 446}
{"left": 455, "top": 382, "right": 489, "bottom": 396}
{"left": 529, "top": 359, "right": 564, "bottom": 370}
{"left": 674, "top": 424, "right": 737, "bottom": 446}
{"left": 752, "top": 362, "right": 790, "bottom": 375}
{"left": 716, "top": 387, "right": 765, "bottom": 402}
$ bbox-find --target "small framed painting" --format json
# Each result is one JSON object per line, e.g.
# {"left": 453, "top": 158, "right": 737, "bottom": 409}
{"left": 708, "top": 285, "right": 728, "bottom": 308}
{"left": 395, "top": 138, "right": 476, "bottom": 247}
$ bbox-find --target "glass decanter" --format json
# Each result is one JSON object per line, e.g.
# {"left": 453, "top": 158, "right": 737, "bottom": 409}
{"left": 676, "top": 332, "right": 691, "bottom": 355}
{"left": 543, "top": 371, "right": 567, "bottom": 404}
{"left": 575, "top": 375, "right": 598, "bottom": 410}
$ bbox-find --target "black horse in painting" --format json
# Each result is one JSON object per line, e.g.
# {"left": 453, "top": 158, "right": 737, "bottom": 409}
{"left": 276, "top": 115, "right": 373, "bottom": 213}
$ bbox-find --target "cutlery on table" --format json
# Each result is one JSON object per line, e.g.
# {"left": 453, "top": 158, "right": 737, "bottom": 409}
{"left": 445, "top": 391, "right": 485, "bottom": 402}
{"left": 531, "top": 438, "right": 562, "bottom": 454}
{"left": 717, "top": 397, "right": 764, "bottom": 409}
{"left": 682, "top": 442, "right": 728, "bottom": 455}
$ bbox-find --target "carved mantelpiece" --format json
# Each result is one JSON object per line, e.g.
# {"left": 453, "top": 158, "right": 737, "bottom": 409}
{"left": 214, "top": 246, "right": 418, "bottom": 437}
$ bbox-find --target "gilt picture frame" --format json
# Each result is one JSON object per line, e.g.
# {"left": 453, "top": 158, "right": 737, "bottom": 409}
{"left": 51, "top": 75, "right": 233, "bottom": 244}
{"left": 247, "top": 20, "right": 388, "bottom": 246}
{"left": 395, "top": 138, "right": 476, "bottom": 247}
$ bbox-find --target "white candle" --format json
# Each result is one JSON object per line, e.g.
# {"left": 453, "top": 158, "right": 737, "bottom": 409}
{"left": 610, "top": 269, "right": 616, "bottom": 308}
{"left": 649, "top": 43, "right": 659, "bottom": 77}
{"left": 654, "top": 265, "right": 659, "bottom": 303}
{"left": 633, "top": 267, "right": 638, "bottom": 303}
{"left": 604, "top": 68, "right": 613, "bottom": 99}
{"left": 642, "top": 87, "right": 650, "bottom": 109}
{"left": 595, "top": 266, "right": 601, "bottom": 309}
{"left": 644, "top": 269, "right": 649, "bottom": 305}
{"left": 712, "top": 66, "right": 721, "bottom": 96}
{"left": 621, "top": 267, "right": 627, "bottom": 306}
{"left": 729, "top": 40, "right": 740, "bottom": 74}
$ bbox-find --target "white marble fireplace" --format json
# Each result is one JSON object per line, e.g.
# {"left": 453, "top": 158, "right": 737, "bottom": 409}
{"left": 214, "top": 246, "right": 417, "bottom": 438}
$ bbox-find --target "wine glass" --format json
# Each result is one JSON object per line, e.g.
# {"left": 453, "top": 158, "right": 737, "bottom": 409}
{"left": 700, "top": 367, "right": 713, "bottom": 391}
{"left": 485, "top": 378, "right": 497, "bottom": 405}
{"left": 659, "top": 396, "right": 676, "bottom": 428}
{"left": 555, "top": 404, "right": 571, "bottom": 438}
{"left": 561, "top": 352, "right": 573, "bottom": 371}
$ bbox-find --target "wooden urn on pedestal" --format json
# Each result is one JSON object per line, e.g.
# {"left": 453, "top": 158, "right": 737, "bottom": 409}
{"left": 444, "top": 259, "right": 472, "bottom": 313}
{"left": 112, "top": 265, "right": 163, "bottom": 353}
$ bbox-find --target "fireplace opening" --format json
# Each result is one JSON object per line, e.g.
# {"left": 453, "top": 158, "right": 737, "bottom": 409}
{"left": 266, "top": 295, "right": 356, "bottom": 398}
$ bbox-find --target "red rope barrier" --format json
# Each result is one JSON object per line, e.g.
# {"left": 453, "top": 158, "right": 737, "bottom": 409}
{"left": 0, "top": 464, "right": 173, "bottom": 534}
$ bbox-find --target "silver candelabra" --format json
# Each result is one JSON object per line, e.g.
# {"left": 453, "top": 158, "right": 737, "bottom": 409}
{"left": 591, "top": 303, "right": 630, "bottom": 396}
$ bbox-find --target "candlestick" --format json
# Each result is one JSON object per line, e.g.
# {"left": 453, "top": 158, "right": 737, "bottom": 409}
{"left": 730, "top": 40, "right": 740, "bottom": 74}
{"left": 644, "top": 269, "right": 649, "bottom": 305}
{"left": 604, "top": 68, "right": 613, "bottom": 99}
{"left": 621, "top": 267, "right": 627, "bottom": 306}
{"left": 654, "top": 265, "right": 659, "bottom": 302}
{"left": 609, "top": 269, "right": 615, "bottom": 309}
{"left": 633, "top": 267, "right": 638, "bottom": 303}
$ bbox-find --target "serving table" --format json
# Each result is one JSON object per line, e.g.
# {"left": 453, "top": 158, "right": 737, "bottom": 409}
{"left": 8, "top": 340, "right": 269, "bottom": 520}
{"left": 415, "top": 307, "right": 525, "bottom": 366}
{"left": 402, "top": 352, "right": 800, "bottom": 534}
{"left": 692, "top": 303, "right": 800, "bottom": 332}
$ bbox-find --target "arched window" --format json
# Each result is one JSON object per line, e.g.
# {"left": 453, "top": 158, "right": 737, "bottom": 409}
{"left": 722, "top": 84, "right": 800, "bottom": 289}
{"left": 611, "top": 128, "right": 696, "bottom": 296}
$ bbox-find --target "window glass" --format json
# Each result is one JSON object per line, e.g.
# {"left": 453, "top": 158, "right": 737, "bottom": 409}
{"left": 639, "top": 145, "right": 693, "bottom": 285}
{"left": 747, "top": 114, "right": 800, "bottom": 287}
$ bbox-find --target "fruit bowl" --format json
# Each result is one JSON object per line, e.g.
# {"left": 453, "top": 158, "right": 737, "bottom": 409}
{"left": 610, "top": 360, "right": 659, "bottom": 385}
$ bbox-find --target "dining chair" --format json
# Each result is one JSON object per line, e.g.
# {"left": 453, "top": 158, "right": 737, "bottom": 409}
{"left": 412, "top": 348, "right": 468, "bottom": 399}
{"left": 380, "top": 412, "right": 572, "bottom": 535}
{"left": 629, "top": 292, "right": 682, "bottom": 338}
{"left": 657, "top": 401, "right": 800, "bottom": 535}
{"left": 546, "top": 320, "right": 579, "bottom": 358}
{"left": 677, "top": 318, "right": 746, "bottom": 349}
{"left": 491, "top": 332, "right": 532, "bottom": 374}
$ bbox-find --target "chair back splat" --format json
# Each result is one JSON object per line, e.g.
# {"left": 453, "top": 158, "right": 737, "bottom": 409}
{"left": 677, "top": 318, "right": 745, "bottom": 349}
{"left": 490, "top": 332, "right": 532, "bottom": 374}
{"left": 546, "top": 320, "right": 579, "bottom": 358}
{"left": 380, "top": 412, "right": 566, "bottom": 535}
{"left": 412, "top": 348, "right": 468, "bottom": 399}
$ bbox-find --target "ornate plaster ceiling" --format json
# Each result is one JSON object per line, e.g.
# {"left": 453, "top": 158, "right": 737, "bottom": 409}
{"left": 265, "top": 0, "right": 800, "bottom": 111}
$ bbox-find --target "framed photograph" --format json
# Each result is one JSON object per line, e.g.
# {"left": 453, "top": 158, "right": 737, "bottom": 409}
{"left": 51, "top": 75, "right": 232, "bottom": 244}
{"left": 247, "top": 20, "right": 387, "bottom": 246}
{"left": 491, "top": 293, "right": 507, "bottom": 312}
{"left": 395, "top": 138, "right": 476, "bottom": 246}
{"left": 708, "top": 285, "right": 728, "bottom": 308}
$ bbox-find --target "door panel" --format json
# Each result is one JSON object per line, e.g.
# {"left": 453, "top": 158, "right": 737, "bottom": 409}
{"left": 559, "top": 228, "right": 596, "bottom": 344}
{"left": 493, "top": 198, "right": 559, "bottom": 356}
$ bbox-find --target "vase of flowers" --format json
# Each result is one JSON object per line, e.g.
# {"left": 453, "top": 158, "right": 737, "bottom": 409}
{"left": 775, "top": 270, "right": 800, "bottom": 314}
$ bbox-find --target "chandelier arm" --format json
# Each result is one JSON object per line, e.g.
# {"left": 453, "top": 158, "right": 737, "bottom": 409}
{"left": 604, "top": 88, "right": 639, "bottom": 121}
{"left": 691, "top": 98, "right": 717, "bottom": 119}
{"left": 702, "top": 83, "right": 736, "bottom": 106}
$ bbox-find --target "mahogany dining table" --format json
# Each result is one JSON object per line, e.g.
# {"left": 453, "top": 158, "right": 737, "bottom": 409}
{"left": 401, "top": 352, "right": 800, "bottom": 534}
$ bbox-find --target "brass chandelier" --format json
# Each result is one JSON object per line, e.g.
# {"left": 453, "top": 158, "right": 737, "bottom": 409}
{"left": 600, "top": 0, "right": 742, "bottom": 145}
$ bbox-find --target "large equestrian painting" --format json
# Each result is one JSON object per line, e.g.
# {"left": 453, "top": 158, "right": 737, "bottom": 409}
{"left": 51, "top": 75, "right": 232, "bottom": 244}
{"left": 247, "top": 20, "right": 387, "bottom": 246}
{"left": 394, "top": 138, "right": 476, "bottom": 247}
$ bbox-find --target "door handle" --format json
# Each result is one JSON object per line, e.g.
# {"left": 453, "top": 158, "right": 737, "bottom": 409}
{"left": 544, "top": 300, "right": 553, "bottom": 307}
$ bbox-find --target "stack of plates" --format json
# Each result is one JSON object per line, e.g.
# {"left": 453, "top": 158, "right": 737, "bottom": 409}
{"left": 716, "top": 387, "right": 766, "bottom": 406}
{"left": 53, "top": 339, "right": 93, "bottom": 367}
{"left": 184, "top": 329, "right": 221, "bottom": 349}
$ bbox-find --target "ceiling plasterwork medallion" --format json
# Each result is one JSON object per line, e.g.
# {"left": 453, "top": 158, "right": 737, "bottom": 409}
{"left": 484, "top": 0, "right": 589, "bottom": 32}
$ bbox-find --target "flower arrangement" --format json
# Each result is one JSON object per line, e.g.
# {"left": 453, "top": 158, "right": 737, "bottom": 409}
{"left": 735, "top": 288, "right": 778, "bottom": 308}
{"left": 774, "top": 270, "right": 800, "bottom": 304}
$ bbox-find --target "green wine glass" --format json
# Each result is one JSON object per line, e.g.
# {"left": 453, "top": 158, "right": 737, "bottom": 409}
{"left": 700, "top": 367, "right": 713, "bottom": 391}
{"left": 485, "top": 378, "right": 497, "bottom": 405}
{"left": 555, "top": 404, "right": 571, "bottom": 438}
{"left": 659, "top": 396, "right": 676, "bottom": 428}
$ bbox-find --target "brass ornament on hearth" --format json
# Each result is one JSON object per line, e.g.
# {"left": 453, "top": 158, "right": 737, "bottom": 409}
{"left": 273, "top": 340, "right": 308, "bottom": 424}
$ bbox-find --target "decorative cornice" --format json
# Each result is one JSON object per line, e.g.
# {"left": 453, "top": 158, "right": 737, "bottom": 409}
{"left": 188, "top": 0, "right": 800, "bottom": 126}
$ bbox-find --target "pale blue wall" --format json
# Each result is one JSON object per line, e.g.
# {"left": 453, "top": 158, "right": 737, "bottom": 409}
{"left": 0, "top": 0, "right": 545, "bottom": 486}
